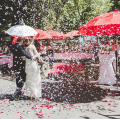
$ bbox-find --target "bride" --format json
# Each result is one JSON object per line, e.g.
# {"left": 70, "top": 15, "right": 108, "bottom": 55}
{"left": 24, "top": 37, "right": 47, "bottom": 99}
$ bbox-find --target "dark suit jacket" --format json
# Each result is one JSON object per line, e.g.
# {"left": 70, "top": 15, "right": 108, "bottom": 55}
{"left": 11, "top": 43, "right": 33, "bottom": 72}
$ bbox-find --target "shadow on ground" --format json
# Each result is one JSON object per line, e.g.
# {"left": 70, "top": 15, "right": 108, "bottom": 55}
{"left": 41, "top": 79, "right": 107, "bottom": 104}
{"left": 0, "top": 93, "right": 31, "bottom": 101}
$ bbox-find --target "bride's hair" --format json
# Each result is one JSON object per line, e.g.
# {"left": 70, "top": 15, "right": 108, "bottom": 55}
{"left": 24, "top": 38, "right": 33, "bottom": 47}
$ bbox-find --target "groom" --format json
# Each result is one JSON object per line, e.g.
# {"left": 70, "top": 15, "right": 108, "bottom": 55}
{"left": 11, "top": 37, "right": 36, "bottom": 98}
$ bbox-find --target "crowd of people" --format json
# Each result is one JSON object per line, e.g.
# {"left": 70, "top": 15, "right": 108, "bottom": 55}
{"left": 22, "top": 38, "right": 120, "bottom": 69}
{"left": 1, "top": 37, "right": 120, "bottom": 101}
{"left": 0, "top": 42, "right": 10, "bottom": 53}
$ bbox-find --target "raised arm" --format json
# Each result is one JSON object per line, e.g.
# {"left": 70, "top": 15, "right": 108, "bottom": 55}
{"left": 33, "top": 45, "right": 46, "bottom": 64}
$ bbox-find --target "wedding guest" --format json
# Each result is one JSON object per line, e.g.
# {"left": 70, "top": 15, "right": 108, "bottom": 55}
{"left": 4, "top": 42, "right": 8, "bottom": 47}
{"left": 40, "top": 41, "right": 47, "bottom": 61}
{"left": 1, "top": 44, "right": 7, "bottom": 53}
{"left": 0, "top": 47, "right": 2, "bottom": 53}
{"left": 117, "top": 38, "right": 120, "bottom": 55}
{"left": 34, "top": 40, "right": 40, "bottom": 52}
{"left": 46, "top": 41, "right": 55, "bottom": 69}
{"left": 68, "top": 43, "right": 73, "bottom": 51}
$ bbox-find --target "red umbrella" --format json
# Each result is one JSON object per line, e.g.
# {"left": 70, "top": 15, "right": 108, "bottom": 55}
{"left": 46, "top": 30, "right": 65, "bottom": 39}
{"left": 49, "top": 63, "right": 85, "bottom": 74}
{"left": 78, "top": 9, "right": 120, "bottom": 36}
{"left": 34, "top": 29, "right": 52, "bottom": 39}
{"left": 78, "top": 9, "right": 120, "bottom": 80}
{"left": 64, "top": 30, "right": 80, "bottom": 37}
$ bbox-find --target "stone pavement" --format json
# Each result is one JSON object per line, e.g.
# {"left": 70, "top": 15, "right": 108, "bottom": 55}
{"left": 1, "top": 62, "right": 120, "bottom": 119}
{"left": 0, "top": 77, "right": 120, "bottom": 119}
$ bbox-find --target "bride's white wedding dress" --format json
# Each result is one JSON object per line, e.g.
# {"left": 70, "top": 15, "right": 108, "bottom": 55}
{"left": 25, "top": 45, "right": 41, "bottom": 98}
{"left": 98, "top": 51, "right": 116, "bottom": 85}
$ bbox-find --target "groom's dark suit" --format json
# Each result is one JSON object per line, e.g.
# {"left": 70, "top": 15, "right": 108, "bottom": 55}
{"left": 11, "top": 43, "right": 32, "bottom": 95}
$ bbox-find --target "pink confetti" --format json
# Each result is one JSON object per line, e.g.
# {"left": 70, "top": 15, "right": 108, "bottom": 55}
{"left": 31, "top": 107, "right": 34, "bottom": 109}
{"left": 108, "top": 103, "right": 111, "bottom": 105}
{"left": 48, "top": 116, "right": 50, "bottom": 117}
{"left": 63, "top": 106, "right": 66, "bottom": 108}
{"left": 70, "top": 104, "right": 74, "bottom": 106}
{"left": 36, "top": 112, "right": 44, "bottom": 118}
{"left": 47, "top": 105, "right": 53, "bottom": 109}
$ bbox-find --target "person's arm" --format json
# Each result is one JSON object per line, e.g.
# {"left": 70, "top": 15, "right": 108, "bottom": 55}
{"left": 33, "top": 45, "right": 47, "bottom": 64}
{"left": 47, "top": 46, "right": 55, "bottom": 50}
{"left": 18, "top": 44, "right": 33, "bottom": 60}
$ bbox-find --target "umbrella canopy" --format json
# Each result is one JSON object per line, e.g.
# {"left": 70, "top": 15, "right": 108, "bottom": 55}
{"left": 5, "top": 19, "right": 37, "bottom": 37}
{"left": 64, "top": 30, "right": 80, "bottom": 37}
{"left": 46, "top": 30, "right": 65, "bottom": 39}
{"left": 34, "top": 29, "right": 52, "bottom": 40}
{"left": 78, "top": 9, "right": 120, "bottom": 36}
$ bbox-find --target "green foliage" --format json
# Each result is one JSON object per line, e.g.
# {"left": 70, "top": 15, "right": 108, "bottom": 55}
{"left": 0, "top": 0, "right": 113, "bottom": 33}
{"left": 110, "top": 0, "right": 120, "bottom": 11}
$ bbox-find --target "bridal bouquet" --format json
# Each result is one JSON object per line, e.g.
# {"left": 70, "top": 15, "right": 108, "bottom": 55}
{"left": 41, "top": 63, "right": 50, "bottom": 77}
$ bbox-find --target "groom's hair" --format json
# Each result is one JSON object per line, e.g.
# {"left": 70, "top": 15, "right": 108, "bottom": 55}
{"left": 17, "top": 37, "right": 23, "bottom": 42}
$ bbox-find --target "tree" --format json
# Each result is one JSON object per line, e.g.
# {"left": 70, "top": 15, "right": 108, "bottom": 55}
{"left": 0, "top": 0, "right": 32, "bottom": 32}
{"left": 59, "top": 0, "right": 113, "bottom": 33}
{"left": 110, "top": 0, "right": 120, "bottom": 11}
{"left": 0, "top": 0, "right": 113, "bottom": 33}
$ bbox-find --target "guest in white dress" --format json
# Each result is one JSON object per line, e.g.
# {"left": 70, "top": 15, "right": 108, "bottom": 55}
{"left": 98, "top": 46, "right": 116, "bottom": 85}
{"left": 24, "top": 38, "right": 47, "bottom": 99}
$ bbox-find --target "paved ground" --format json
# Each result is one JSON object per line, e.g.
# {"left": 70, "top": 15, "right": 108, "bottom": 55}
{"left": 0, "top": 77, "right": 120, "bottom": 119}
{"left": 1, "top": 62, "right": 120, "bottom": 119}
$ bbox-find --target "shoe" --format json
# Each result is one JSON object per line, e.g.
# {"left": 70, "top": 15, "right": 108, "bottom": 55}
{"left": 14, "top": 87, "right": 22, "bottom": 100}
{"left": 14, "top": 93, "right": 21, "bottom": 100}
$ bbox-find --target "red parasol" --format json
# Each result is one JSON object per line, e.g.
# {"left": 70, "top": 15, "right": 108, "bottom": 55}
{"left": 49, "top": 63, "right": 85, "bottom": 74}
{"left": 34, "top": 29, "right": 52, "bottom": 39}
{"left": 78, "top": 9, "right": 120, "bottom": 36}
{"left": 78, "top": 10, "right": 120, "bottom": 82}
{"left": 46, "top": 30, "right": 65, "bottom": 39}
{"left": 64, "top": 30, "right": 80, "bottom": 37}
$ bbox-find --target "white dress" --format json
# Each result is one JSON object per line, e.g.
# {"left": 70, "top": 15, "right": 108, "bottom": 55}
{"left": 98, "top": 51, "right": 116, "bottom": 85}
{"left": 25, "top": 45, "right": 41, "bottom": 98}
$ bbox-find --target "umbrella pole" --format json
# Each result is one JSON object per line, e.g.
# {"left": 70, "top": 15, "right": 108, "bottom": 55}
{"left": 115, "top": 24, "right": 118, "bottom": 88}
